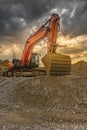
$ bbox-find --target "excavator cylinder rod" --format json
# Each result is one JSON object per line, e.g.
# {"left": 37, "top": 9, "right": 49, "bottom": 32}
{"left": 42, "top": 53, "right": 71, "bottom": 76}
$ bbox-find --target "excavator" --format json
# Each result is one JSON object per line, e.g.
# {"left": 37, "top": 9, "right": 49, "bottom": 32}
{"left": 3, "top": 14, "right": 71, "bottom": 77}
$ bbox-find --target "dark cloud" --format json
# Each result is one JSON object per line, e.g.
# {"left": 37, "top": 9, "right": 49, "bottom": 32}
{"left": 61, "top": 0, "right": 87, "bottom": 37}
{"left": 0, "top": 0, "right": 58, "bottom": 36}
{"left": 0, "top": 0, "right": 87, "bottom": 38}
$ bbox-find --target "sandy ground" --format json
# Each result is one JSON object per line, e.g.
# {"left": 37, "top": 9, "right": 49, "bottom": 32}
{"left": 0, "top": 61, "right": 87, "bottom": 129}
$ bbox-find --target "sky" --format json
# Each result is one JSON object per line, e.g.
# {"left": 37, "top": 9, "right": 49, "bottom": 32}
{"left": 0, "top": 0, "right": 87, "bottom": 63}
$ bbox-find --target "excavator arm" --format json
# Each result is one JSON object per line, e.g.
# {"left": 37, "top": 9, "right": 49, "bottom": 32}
{"left": 47, "top": 14, "right": 60, "bottom": 53}
{"left": 21, "top": 14, "right": 60, "bottom": 66}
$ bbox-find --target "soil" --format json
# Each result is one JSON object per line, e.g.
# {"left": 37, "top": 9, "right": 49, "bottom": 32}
{"left": 0, "top": 61, "right": 87, "bottom": 129}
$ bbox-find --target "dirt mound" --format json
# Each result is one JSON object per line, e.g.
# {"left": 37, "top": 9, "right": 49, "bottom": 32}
{"left": 71, "top": 60, "right": 87, "bottom": 75}
{"left": 0, "top": 60, "right": 8, "bottom": 75}
{"left": 0, "top": 75, "right": 87, "bottom": 128}
{"left": 0, "top": 60, "right": 87, "bottom": 128}
{"left": 0, "top": 60, "right": 8, "bottom": 69}
{"left": 0, "top": 60, "right": 8, "bottom": 66}
{"left": 2, "top": 76, "right": 87, "bottom": 118}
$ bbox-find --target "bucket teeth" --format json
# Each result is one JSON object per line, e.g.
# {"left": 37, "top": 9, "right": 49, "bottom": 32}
{"left": 42, "top": 53, "right": 71, "bottom": 76}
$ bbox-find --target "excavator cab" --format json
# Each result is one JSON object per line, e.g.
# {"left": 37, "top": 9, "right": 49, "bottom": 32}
{"left": 12, "top": 53, "right": 39, "bottom": 69}
{"left": 29, "top": 53, "right": 39, "bottom": 68}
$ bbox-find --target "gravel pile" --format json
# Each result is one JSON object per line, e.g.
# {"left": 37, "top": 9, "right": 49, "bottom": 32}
{"left": 0, "top": 61, "right": 87, "bottom": 129}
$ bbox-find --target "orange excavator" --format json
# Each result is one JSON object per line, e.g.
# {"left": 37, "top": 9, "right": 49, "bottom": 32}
{"left": 3, "top": 14, "right": 71, "bottom": 77}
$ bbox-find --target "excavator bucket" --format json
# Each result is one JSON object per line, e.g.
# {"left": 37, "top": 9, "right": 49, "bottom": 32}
{"left": 42, "top": 53, "right": 71, "bottom": 76}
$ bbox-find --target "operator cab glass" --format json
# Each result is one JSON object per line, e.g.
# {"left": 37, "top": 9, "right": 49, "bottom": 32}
{"left": 30, "top": 53, "right": 39, "bottom": 68}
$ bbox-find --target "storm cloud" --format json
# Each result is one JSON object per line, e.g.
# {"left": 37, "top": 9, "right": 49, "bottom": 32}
{"left": 0, "top": 0, "right": 58, "bottom": 36}
{"left": 61, "top": 0, "right": 87, "bottom": 37}
{"left": 0, "top": 0, "right": 87, "bottom": 37}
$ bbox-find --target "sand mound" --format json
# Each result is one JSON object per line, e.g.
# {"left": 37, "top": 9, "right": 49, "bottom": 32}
{"left": 0, "top": 60, "right": 8, "bottom": 74}
{"left": 2, "top": 76, "right": 86, "bottom": 115}
{"left": 0, "top": 60, "right": 8, "bottom": 66}
{"left": 0, "top": 75, "right": 86, "bottom": 129}
{"left": 0, "top": 63, "right": 87, "bottom": 128}
{"left": 71, "top": 60, "right": 87, "bottom": 75}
